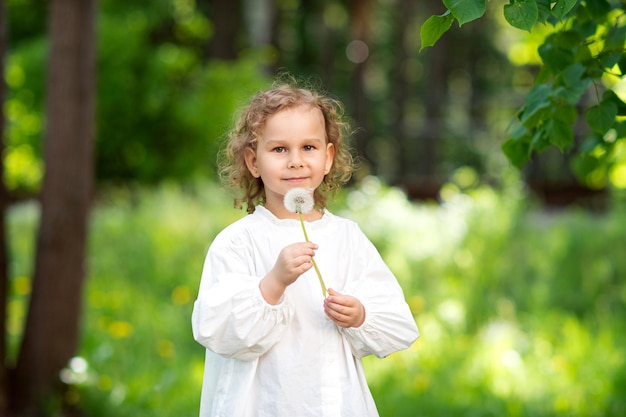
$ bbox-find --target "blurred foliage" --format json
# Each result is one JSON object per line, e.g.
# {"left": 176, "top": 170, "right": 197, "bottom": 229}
{"left": 4, "top": 0, "right": 269, "bottom": 193}
{"left": 3, "top": 0, "right": 523, "bottom": 197}
{"left": 7, "top": 175, "right": 626, "bottom": 416}
{"left": 423, "top": 0, "right": 626, "bottom": 190}
{"left": 96, "top": 3, "right": 267, "bottom": 184}
{"left": 6, "top": 0, "right": 626, "bottom": 196}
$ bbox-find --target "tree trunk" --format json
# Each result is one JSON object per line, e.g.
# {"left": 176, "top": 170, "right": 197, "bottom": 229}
{"left": 11, "top": 0, "right": 96, "bottom": 414}
{"left": 390, "top": 0, "right": 416, "bottom": 179}
{"left": 207, "top": 0, "right": 243, "bottom": 60}
{"left": 348, "top": 0, "right": 372, "bottom": 173}
{"left": 0, "top": 0, "right": 9, "bottom": 413}
{"left": 418, "top": 10, "right": 448, "bottom": 179}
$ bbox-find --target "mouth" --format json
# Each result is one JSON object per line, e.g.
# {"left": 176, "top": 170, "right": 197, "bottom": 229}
{"left": 284, "top": 177, "right": 308, "bottom": 183}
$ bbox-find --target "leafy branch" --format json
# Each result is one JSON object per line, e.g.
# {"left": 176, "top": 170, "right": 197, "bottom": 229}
{"left": 421, "top": 0, "right": 626, "bottom": 188}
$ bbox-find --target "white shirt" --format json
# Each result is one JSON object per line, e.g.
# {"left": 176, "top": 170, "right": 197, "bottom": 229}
{"left": 192, "top": 206, "right": 419, "bottom": 417}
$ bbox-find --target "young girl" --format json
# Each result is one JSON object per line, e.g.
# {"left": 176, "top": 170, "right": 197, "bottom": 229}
{"left": 192, "top": 82, "right": 419, "bottom": 417}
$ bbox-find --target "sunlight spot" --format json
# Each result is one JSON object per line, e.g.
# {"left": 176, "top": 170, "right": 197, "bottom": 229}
{"left": 157, "top": 43, "right": 181, "bottom": 65}
{"left": 6, "top": 62, "right": 25, "bottom": 88}
{"left": 13, "top": 276, "right": 31, "bottom": 295}
{"left": 98, "top": 375, "right": 113, "bottom": 391}
{"left": 157, "top": 339, "right": 176, "bottom": 358}
{"left": 437, "top": 299, "right": 465, "bottom": 327}
{"left": 501, "top": 349, "right": 522, "bottom": 368}
{"left": 421, "top": 316, "right": 443, "bottom": 342}
{"left": 346, "top": 190, "right": 367, "bottom": 210}
{"left": 553, "top": 395, "right": 571, "bottom": 413}
{"left": 59, "top": 357, "right": 89, "bottom": 385}
{"left": 5, "top": 144, "right": 43, "bottom": 190}
{"left": 108, "top": 321, "right": 134, "bottom": 339}
{"left": 346, "top": 40, "right": 369, "bottom": 64}
{"left": 361, "top": 175, "right": 381, "bottom": 195}
{"left": 413, "top": 373, "right": 430, "bottom": 392}
{"left": 192, "top": 359, "right": 205, "bottom": 384}
{"left": 551, "top": 355, "right": 567, "bottom": 372}
{"left": 609, "top": 162, "right": 626, "bottom": 189}
{"left": 111, "top": 384, "right": 127, "bottom": 405}
{"left": 603, "top": 128, "right": 617, "bottom": 143}
{"left": 407, "top": 295, "right": 425, "bottom": 315}
{"left": 452, "top": 166, "right": 479, "bottom": 189}
{"left": 90, "top": 290, "right": 106, "bottom": 308}
{"left": 439, "top": 183, "right": 460, "bottom": 203}
{"left": 323, "top": 3, "right": 348, "bottom": 29}
{"left": 497, "top": 298, "right": 516, "bottom": 319}
{"left": 7, "top": 299, "right": 25, "bottom": 336}
{"left": 453, "top": 249, "right": 474, "bottom": 269}
{"left": 611, "top": 76, "right": 626, "bottom": 102}
{"left": 70, "top": 356, "right": 89, "bottom": 374}
{"left": 172, "top": 285, "right": 191, "bottom": 305}
{"left": 507, "top": 42, "right": 541, "bottom": 66}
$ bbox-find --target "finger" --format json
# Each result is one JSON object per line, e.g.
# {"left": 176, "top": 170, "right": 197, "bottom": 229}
{"left": 298, "top": 247, "right": 316, "bottom": 258}
{"left": 298, "top": 261, "right": 313, "bottom": 275}
{"left": 325, "top": 304, "right": 350, "bottom": 322}
{"left": 297, "top": 252, "right": 311, "bottom": 260}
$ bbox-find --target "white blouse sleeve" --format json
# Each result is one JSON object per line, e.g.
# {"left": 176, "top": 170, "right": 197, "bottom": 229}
{"left": 339, "top": 226, "right": 419, "bottom": 359}
{"left": 191, "top": 228, "right": 294, "bottom": 361}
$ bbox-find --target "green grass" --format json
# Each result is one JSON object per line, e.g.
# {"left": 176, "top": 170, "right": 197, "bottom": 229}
{"left": 7, "top": 176, "right": 626, "bottom": 416}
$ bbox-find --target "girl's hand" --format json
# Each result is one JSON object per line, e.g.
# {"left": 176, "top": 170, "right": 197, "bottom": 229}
{"left": 323, "top": 288, "right": 366, "bottom": 328}
{"left": 260, "top": 242, "right": 317, "bottom": 304}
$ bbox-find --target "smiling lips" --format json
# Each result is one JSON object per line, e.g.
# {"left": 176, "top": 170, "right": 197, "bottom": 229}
{"left": 285, "top": 177, "right": 308, "bottom": 183}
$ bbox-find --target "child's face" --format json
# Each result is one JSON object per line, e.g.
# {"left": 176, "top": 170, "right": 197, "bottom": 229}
{"left": 244, "top": 104, "right": 335, "bottom": 217}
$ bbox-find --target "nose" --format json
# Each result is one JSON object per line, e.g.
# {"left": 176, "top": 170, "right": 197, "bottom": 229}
{"left": 288, "top": 151, "right": 304, "bottom": 168}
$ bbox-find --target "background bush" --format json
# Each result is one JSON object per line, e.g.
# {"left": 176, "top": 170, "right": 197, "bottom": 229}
{"left": 8, "top": 176, "right": 626, "bottom": 416}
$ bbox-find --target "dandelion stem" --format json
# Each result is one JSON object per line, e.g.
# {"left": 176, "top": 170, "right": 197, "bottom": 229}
{"left": 299, "top": 212, "right": 327, "bottom": 297}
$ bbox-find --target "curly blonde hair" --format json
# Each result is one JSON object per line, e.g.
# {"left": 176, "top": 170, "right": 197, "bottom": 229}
{"left": 218, "top": 82, "right": 354, "bottom": 213}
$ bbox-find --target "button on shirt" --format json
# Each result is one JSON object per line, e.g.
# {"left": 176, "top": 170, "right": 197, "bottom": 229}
{"left": 192, "top": 206, "right": 419, "bottom": 417}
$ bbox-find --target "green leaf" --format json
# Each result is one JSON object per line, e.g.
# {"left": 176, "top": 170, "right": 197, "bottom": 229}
{"left": 613, "top": 120, "right": 626, "bottom": 138}
{"left": 552, "top": 79, "right": 591, "bottom": 105}
{"left": 536, "top": 0, "right": 552, "bottom": 23}
{"left": 502, "top": 137, "right": 531, "bottom": 168}
{"left": 554, "top": 30, "right": 583, "bottom": 50}
{"left": 572, "top": 5, "right": 597, "bottom": 38}
{"left": 586, "top": 0, "right": 611, "bottom": 21}
{"left": 504, "top": 0, "right": 538, "bottom": 32}
{"left": 572, "top": 153, "right": 606, "bottom": 186}
{"left": 605, "top": 24, "right": 626, "bottom": 52}
{"left": 585, "top": 100, "right": 617, "bottom": 134}
{"left": 546, "top": 119, "right": 574, "bottom": 149}
{"left": 539, "top": 41, "right": 574, "bottom": 73}
{"left": 599, "top": 51, "right": 621, "bottom": 69}
{"left": 519, "top": 84, "right": 552, "bottom": 126}
{"left": 530, "top": 128, "right": 550, "bottom": 153}
{"left": 602, "top": 90, "right": 626, "bottom": 116}
{"left": 560, "top": 63, "right": 586, "bottom": 88}
{"left": 556, "top": 64, "right": 591, "bottom": 105}
{"left": 552, "top": 0, "right": 578, "bottom": 19}
{"left": 618, "top": 54, "right": 626, "bottom": 77}
{"left": 420, "top": 11, "right": 454, "bottom": 51}
{"left": 443, "top": 0, "right": 486, "bottom": 26}
{"left": 579, "top": 133, "right": 603, "bottom": 153}
{"left": 552, "top": 103, "right": 578, "bottom": 125}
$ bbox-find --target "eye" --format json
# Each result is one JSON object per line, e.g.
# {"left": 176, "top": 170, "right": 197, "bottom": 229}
{"left": 303, "top": 145, "right": 315, "bottom": 151}
{"left": 272, "top": 146, "right": 286, "bottom": 153}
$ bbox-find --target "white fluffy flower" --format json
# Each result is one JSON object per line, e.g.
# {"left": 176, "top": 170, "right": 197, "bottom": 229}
{"left": 284, "top": 188, "right": 315, "bottom": 214}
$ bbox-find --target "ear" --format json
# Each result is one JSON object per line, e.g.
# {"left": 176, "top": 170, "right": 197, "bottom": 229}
{"left": 324, "top": 142, "right": 335, "bottom": 175}
{"left": 244, "top": 147, "right": 260, "bottom": 178}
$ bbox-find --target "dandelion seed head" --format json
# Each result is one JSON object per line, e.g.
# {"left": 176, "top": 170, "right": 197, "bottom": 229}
{"left": 284, "top": 188, "right": 315, "bottom": 214}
